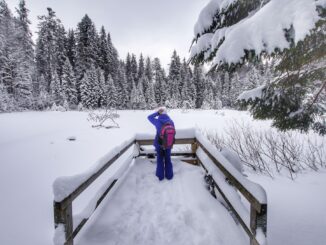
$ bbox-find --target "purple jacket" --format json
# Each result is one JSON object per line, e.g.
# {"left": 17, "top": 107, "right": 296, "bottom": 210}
{"left": 147, "top": 112, "right": 175, "bottom": 150}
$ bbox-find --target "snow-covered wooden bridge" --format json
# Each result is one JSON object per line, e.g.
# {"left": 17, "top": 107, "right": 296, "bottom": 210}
{"left": 53, "top": 130, "right": 267, "bottom": 245}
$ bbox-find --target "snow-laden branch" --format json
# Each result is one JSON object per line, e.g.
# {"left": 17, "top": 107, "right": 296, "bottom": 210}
{"left": 191, "top": 0, "right": 323, "bottom": 66}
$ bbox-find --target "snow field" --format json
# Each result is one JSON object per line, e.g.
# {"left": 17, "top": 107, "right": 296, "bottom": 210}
{"left": 0, "top": 109, "right": 325, "bottom": 245}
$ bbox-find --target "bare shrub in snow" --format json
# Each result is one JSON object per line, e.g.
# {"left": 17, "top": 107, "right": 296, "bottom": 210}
{"left": 204, "top": 120, "right": 325, "bottom": 179}
{"left": 87, "top": 108, "right": 120, "bottom": 129}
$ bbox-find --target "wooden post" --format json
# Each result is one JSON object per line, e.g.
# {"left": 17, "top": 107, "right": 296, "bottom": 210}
{"left": 54, "top": 201, "right": 74, "bottom": 245}
{"left": 191, "top": 141, "right": 198, "bottom": 164}
{"left": 250, "top": 204, "right": 267, "bottom": 245}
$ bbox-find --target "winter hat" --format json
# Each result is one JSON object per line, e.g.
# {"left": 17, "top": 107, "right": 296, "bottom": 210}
{"left": 158, "top": 106, "right": 167, "bottom": 114}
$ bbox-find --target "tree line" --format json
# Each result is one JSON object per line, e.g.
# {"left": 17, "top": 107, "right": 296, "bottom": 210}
{"left": 0, "top": 0, "right": 271, "bottom": 112}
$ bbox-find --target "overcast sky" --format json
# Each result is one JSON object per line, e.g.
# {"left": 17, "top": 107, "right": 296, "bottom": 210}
{"left": 7, "top": 0, "right": 209, "bottom": 68}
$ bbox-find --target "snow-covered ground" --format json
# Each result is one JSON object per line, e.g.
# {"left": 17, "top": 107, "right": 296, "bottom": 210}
{"left": 0, "top": 110, "right": 325, "bottom": 245}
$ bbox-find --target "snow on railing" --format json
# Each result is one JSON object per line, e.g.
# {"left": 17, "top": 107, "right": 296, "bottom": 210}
{"left": 195, "top": 131, "right": 267, "bottom": 205}
{"left": 194, "top": 130, "right": 267, "bottom": 245}
{"left": 53, "top": 137, "right": 136, "bottom": 202}
{"left": 53, "top": 137, "right": 136, "bottom": 245}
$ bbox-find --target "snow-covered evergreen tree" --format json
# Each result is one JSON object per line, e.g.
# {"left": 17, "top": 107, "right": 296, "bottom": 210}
{"left": 115, "top": 61, "right": 129, "bottom": 109}
{"left": 170, "top": 79, "right": 181, "bottom": 108}
{"left": 0, "top": 82, "right": 12, "bottom": 111}
{"left": 61, "top": 59, "right": 77, "bottom": 107}
{"left": 0, "top": 0, "right": 36, "bottom": 110}
{"left": 0, "top": 0, "right": 16, "bottom": 99}
{"left": 98, "top": 26, "right": 110, "bottom": 81}
{"left": 146, "top": 80, "right": 157, "bottom": 109}
{"left": 105, "top": 74, "right": 117, "bottom": 109}
{"left": 35, "top": 8, "right": 65, "bottom": 93}
{"left": 193, "top": 64, "right": 205, "bottom": 108}
{"left": 145, "top": 56, "right": 153, "bottom": 82}
{"left": 13, "top": 0, "right": 34, "bottom": 108}
{"left": 130, "top": 54, "right": 138, "bottom": 84}
{"left": 75, "top": 15, "right": 99, "bottom": 98}
{"left": 107, "top": 32, "right": 119, "bottom": 82}
{"left": 50, "top": 71, "right": 62, "bottom": 105}
{"left": 138, "top": 75, "right": 149, "bottom": 103}
{"left": 201, "top": 82, "right": 215, "bottom": 109}
{"left": 138, "top": 53, "right": 145, "bottom": 81}
{"left": 153, "top": 57, "right": 165, "bottom": 105}
{"left": 168, "top": 50, "right": 181, "bottom": 82}
{"left": 191, "top": 0, "right": 326, "bottom": 134}
{"left": 80, "top": 64, "right": 98, "bottom": 108}
{"left": 130, "top": 79, "right": 146, "bottom": 109}
{"left": 66, "top": 29, "right": 76, "bottom": 70}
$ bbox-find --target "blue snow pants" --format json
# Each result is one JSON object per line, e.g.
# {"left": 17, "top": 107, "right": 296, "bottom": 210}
{"left": 156, "top": 148, "right": 173, "bottom": 181}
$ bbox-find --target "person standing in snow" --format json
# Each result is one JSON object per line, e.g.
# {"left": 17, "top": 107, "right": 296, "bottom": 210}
{"left": 147, "top": 107, "right": 175, "bottom": 181}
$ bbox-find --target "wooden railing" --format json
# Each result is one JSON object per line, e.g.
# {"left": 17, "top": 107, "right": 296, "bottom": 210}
{"left": 53, "top": 135, "right": 267, "bottom": 245}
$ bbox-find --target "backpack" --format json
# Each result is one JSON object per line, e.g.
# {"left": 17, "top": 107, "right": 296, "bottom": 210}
{"left": 158, "top": 122, "right": 176, "bottom": 150}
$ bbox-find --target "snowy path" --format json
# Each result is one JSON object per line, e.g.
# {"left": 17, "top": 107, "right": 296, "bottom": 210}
{"left": 75, "top": 158, "right": 247, "bottom": 245}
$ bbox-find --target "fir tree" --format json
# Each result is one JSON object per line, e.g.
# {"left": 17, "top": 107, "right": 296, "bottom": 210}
{"left": 14, "top": 0, "right": 34, "bottom": 108}
{"left": 66, "top": 29, "right": 76, "bottom": 69}
{"left": 80, "top": 64, "right": 98, "bottom": 108}
{"left": 138, "top": 53, "right": 145, "bottom": 81}
{"left": 125, "top": 53, "right": 133, "bottom": 94}
{"left": 181, "top": 72, "right": 196, "bottom": 108}
{"left": 130, "top": 80, "right": 145, "bottom": 109}
{"left": 193, "top": 64, "right": 205, "bottom": 108}
{"left": 192, "top": 0, "right": 326, "bottom": 134}
{"left": 98, "top": 26, "right": 110, "bottom": 80}
{"left": 136, "top": 78, "right": 146, "bottom": 109}
{"left": 107, "top": 32, "right": 119, "bottom": 82}
{"left": 130, "top": 54, "right": 138, "bottom": 84}
{"left": 170, "top": 79, "right": 181, "bottom": 108}
{"left": 75, "top": 15, "right": 99, "bottom": 97}
{"left": 50, "top": 71, "right": 62, "bottom": 105}
{"left": 61, "top": 59, "right": 77, "bottom": 107}
{"left": 115, "top": 61, "right": 129, "bottom": 109}
{"left": 0, "top": 0, "right": 16, "bottom": 97}
{"left": 106, "top": 75, "right": 117, "bottom": 108}
{"left": 0, "top": 82, "right": 12, "bottom": 111}
{"left": 190, "top": 0, "right": 268, "bottom": 66}
{"left": 35, "top": 7, "right": 65, "bottom": 93}
{"left": 144, "top": 56, "right": 153, "bottom": 82}
{"left": 153, "top": 57, "right": 165, "bottom": 105}
{"left": 168, "top": 50, "right": 181, "bottom": 82}
{"left": 145, "top": 79, "right": 157, "bottom": 109}
{"left": 245, "top": 17, "right": 326, "bottom": 134}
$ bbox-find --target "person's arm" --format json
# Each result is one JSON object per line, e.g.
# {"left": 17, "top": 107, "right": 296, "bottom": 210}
{"left": 147, "top": 111, "right": 160, "bottom": 126}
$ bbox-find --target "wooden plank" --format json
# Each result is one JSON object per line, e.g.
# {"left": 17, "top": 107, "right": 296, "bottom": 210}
{"left": 191, "top": 141, "right": 198, "bottom": 154}
{"left": 198, "top": 158, "right": 260, "bottom": 245}
{"left": 59, "top": 140, "right": 134, "bottom": 210}
{"left": 68, "top": 179, "right": 119, "bottom": 241}
{"left": 181, "top": 159, "right": 198, "bottom": 165}
{"left": 250, "top": 204, "right": 267, "bottom": 245}
{"left": 197, "top": 140, "right": 263, "bottom": 212}
{"left": 138, "top": 152, "right": 195, "bottom": 157}
{"left": 95, "top": 179, "right": 118, "bottom": 209}
{"left": 54, "top": 202, "right": 73, "bottom": 245}
{"left": 136, "top": 138, "right": 196, "bottom": 146}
